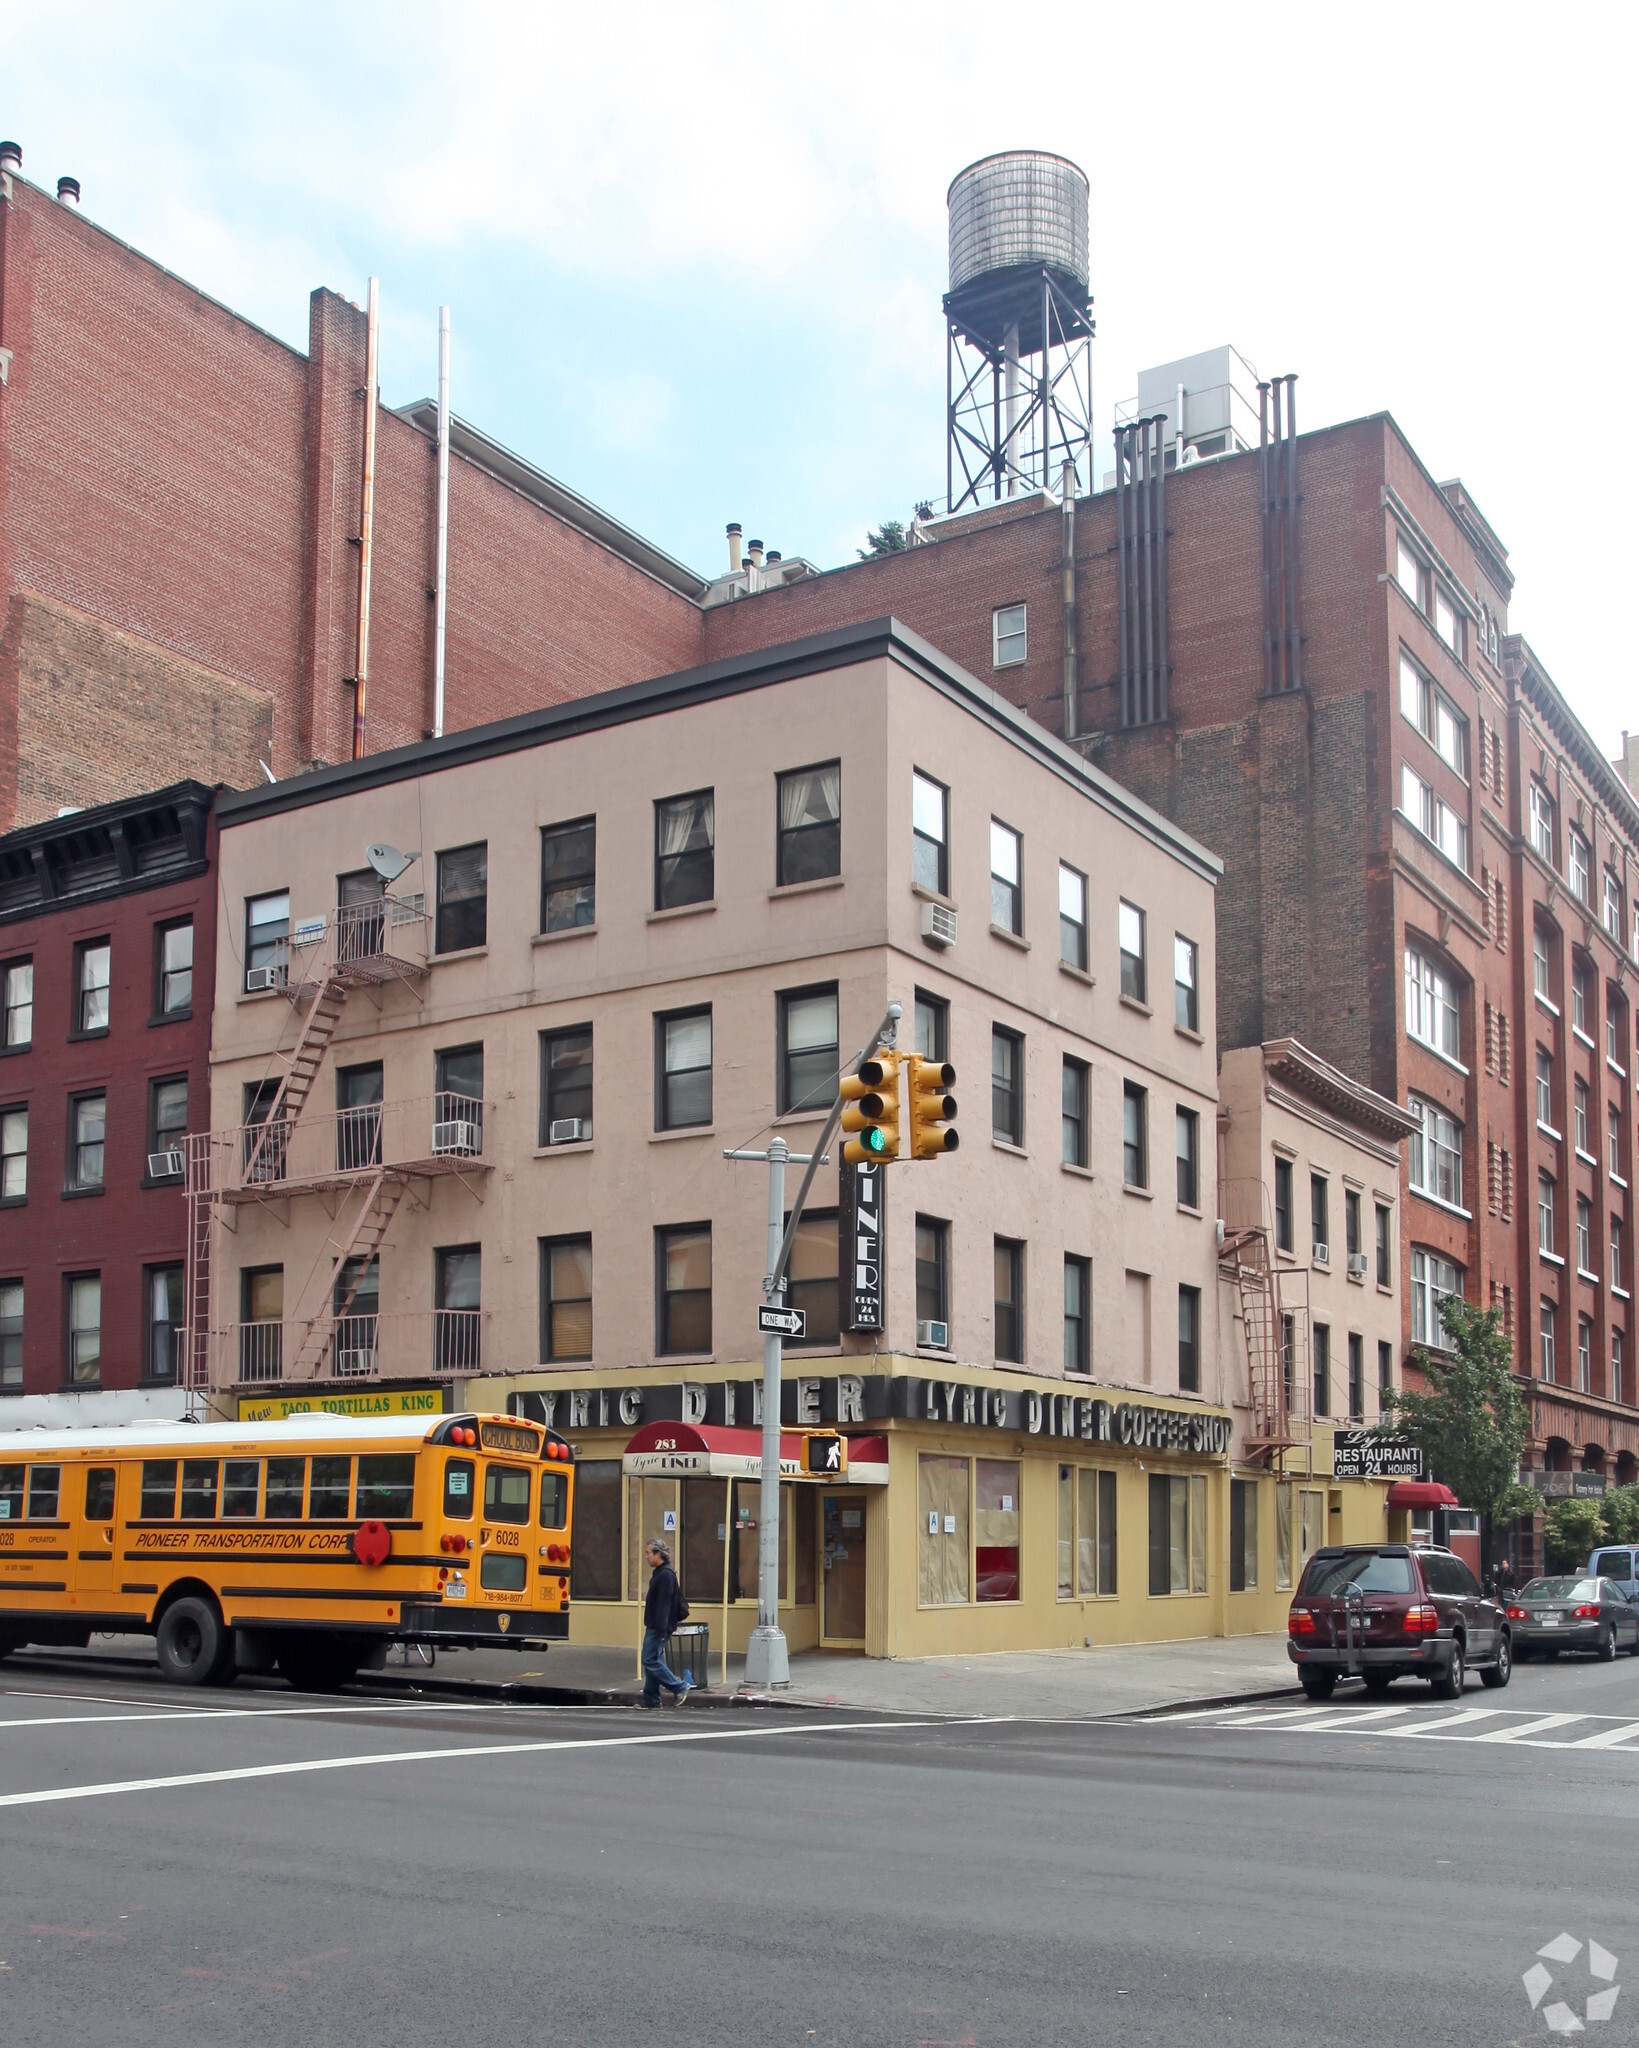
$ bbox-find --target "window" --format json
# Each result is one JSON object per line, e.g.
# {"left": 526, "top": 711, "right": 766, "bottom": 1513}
{"left": 778, "top": 985, "right": 838, "bottom": 1115}
{"left": 1575, "top": 1078, "right": 1591, "bottom": 1156}
{"left": 240, "top": 1266, "right": 284, "bottom": 1382}
{"left": 1310, "top": 1175, "right": 1329, "bottom": 1256}
{"left": 1376, "top": 1202, "right": 1392, "bottom": 1287}
{"left": 309, "top": 1456, "right": 352, "bottom": 1519}
{"left": 974, "top": 1458, "right": 1020, "bottom": 1603}
{"left": 1274, "top": 1158, "right": 1294, "bottom": 1253}
{"left": 1539, "top": 1172, "right": 1556, "bottom": 1256}
{"left": 148, "top": 1077, "right": 188, "bottom": 1175}
{"left": 1539, "top": 1299, "right": 1556, "bottom": 1380}
{"left": 1118, "top": 900, "right": 1146, "bottom": 1002}
{"left": 986, "top": 819, "right": 1023, "bottom": 935}
{"left": 1578, "top": 1315, "right": 1593, "bottom": 1393}
{"left": 540, "top": 1236, "right": 592, "bottom": 1362}
{"left": 1176, "top": 1107, "right": 1199, "bottom": 1208}
{"left": 1059, "top": 864, "right": 1087, "bottom": 970}
{"left": 1312, "top": 1321, "right": 1330, "bottom": 1418}
{"left": 1379, "top": 1340, "right": 1394, "bottom": 1398}
{"left": 337, "top": 869, "right": 386, "bottom": 963}
{"left": 1230, "top": 1478, "right": 1258, "bottom": 1593}
{"left": 1608, "top": 999, "right": 1626, "bottom": 1070}
{"left": 1433, "top": 588, "right": 1462, "bottom": 658}
{"left": 1529, "top": 781, "right": 1555, "bottom": 862}
{"left": 991, "top": 1026, "right": 1023, "bottom": 1145}
{"left": 1348, "top": 1333, "right": 1364, "bottom": 1419}
{"left": 1604, "top": 869, "right": 1624, "bottom": 944}
{"left": 1405, "top": 944, "right": 1460, "bottom": 1059}
{"left": 1, "top": 1281, "right": 21, "bottom": 1388}
{"left": 540, "top": 816, "right": 596, "bottom": 933}
{"left": 336, "top": 1062, "right": 383, "bottom": 1171}
{"left": 1122, "top": 1083, "right": 1148, "bottom": 1189}
{"left": 993, "top": 603, "right": 1027, "bottom": 667}
{"left": 1, "top": 1106, "right": 25, "bottom": 1201}
{"left": 653, "top": 790, "right": 715, "bottom": 911}
{"left": 914, "top": 988, "right": 948, "bottom": 1062}
{"left": 657, "top": 1225, "right": 711, "bottom": 1355}
{"left": 67, "top": 1273, "right": 100, "bottom": 1384}
{"left": 1400, "top": 764, "right": 1468, "bottom": 869}
{"left": 1408, "top": 1095, "right": 1463, "bottom": 1208}
{"left": 1566, "top": 829, "right": 1592, "bottom": 906}
{"left": 1611, "top": 1218, "right": 1623, "bottom": 1294}
{"left": 657, "top": 1009, "right": 712, "bottom": 1130}
{"left": 991, "top": 1239, "right": 1023, "bottom": 1363}
{"left": 1572, "top": 964, "right": 1592, "bottom": 1036}
{"left": 1399, "top": 656, "right": 1467, "bottom": 776}
{"left": 1536, "top": 1047, "right": 1554, "bottom": 1130}
{"left": 918, "top": 1454, "right": 970, "bottom": 1606}
{"left": 1345, "top": 1189, "right": 1361, "bottom": 1262}
{"left": 1577, "top": 1196, "right": 1593, "bottom": 1275}
{"left": 146, "top": 1264, "right": 183, "bottom": 1380}
{"left": 1, "top": 960, "right": 31, "bottom": 1049}
{"left": 1061, "top": 1057, "right": 1088, "bottom": 1168}
{"left": 435, "top": 1245, "right": 482, "bottom": 1372}
{"left": 1148, "top": 1472, "right": 1207, "bottom": 1596}
{"left": 68, "top": 1092, "right": 105, "bottom": 1190}
{"left": 775, "top": 763, "right": 841, "bottom": 886}
{"left": 915, "top": 1215, "right": 948, "bottom": 1330}
{"left": 1395, "top": 537, "right": 1428, "bottom": 609}
{"left": 75, "top": 940, "right": 110, "bottom": 1034}
{"left": 1064, "top": 1255, "right": 1090, "bottom": 1375}
{"left": 245, "top": 891, "right": 289, "bottom": 989}
{"left": 1059, "top": 1464, "right": 1117, "bottom": 1598}
{"left": 1611, "top": 1103, "right": 1624, "bottom": 1179}
{"left": 540, "top": 1027, "right": 593, "bottom": 1144}
{"left": 1411, "top": 1247, "right": 1461, "bottom": 1349}
{"left": 156, "top": 920, "right": 193, "bottom": 1016}
{"left": 1178, "top": 1285, "right": 1201, "bottom": 1393}
{"left": 1534, "top": 926, "right": 1552, "bottom": 1004}
{"left": 435, "top": 843, "right": 487, "bottom": 952}
{"left": 912, "top": 772, "right": 948, "bottom": 896}
{"left": 1174, "top": 935, "right": 1199, "bottom": 1032}
{"left": 333, "top": 1256, "right": 379, "bottom": 1375}
{"left": 784, "top": 1209, "right": 839, "bottom": 1346}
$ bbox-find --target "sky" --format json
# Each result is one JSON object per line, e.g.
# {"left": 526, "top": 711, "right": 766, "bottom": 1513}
{"left": 3, "top": 0, "right": 1636, "bottom": 754}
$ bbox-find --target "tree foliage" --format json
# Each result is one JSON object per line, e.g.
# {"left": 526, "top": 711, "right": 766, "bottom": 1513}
{"left": 1382, "top": 1297, "right": 1533, "bottom": 1523}
{"left": 1600, "top": 1484, "right": 1639, "bottom": 1545}
{"left": 1543, "top": 1497, "right": 1605, "bottom": 1571}
{"left": 857, "top": 520, "right": 908, "bottom": 558}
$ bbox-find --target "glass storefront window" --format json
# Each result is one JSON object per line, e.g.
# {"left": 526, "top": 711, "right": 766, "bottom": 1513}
{"left": 1078, "top": 1469, "right": 1117, "bottom": 1598}
{"left": 571, "top": 1459, "right": 621, "bottom": 1601}
{"left": 974, "top": 1458, "right": 1020, "bottom": 1602}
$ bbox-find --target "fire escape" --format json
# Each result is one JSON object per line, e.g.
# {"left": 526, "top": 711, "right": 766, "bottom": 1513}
{"left": 1218, "top": 1177, "right": 1313, "bottom": 1473}
{"left": 182, "top": 894, "right": 492, "bottom": 1412}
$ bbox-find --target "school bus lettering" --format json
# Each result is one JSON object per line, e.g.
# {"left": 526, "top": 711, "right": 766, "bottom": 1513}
{"left": 479, "top": 1423, "right": 537, "bottom": 1456}
{"left": 492, "top": 1528, "right": 520, "bottom": 1548}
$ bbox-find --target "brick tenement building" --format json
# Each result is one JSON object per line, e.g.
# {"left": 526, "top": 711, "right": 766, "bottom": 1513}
{"left": 703, "top": 411, "right": 1639, "bottom": 1491}
{"left": 0, "top": 155, "right": 705, "bottom": 830}
{"left": 0, "top": 782, "right": 216, "bottom": 1422}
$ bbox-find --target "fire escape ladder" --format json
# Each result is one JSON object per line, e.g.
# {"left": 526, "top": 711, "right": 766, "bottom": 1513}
{"left": 183, "top": 1153, "right": 214, "bottom": 1419}
{"left": 291, "top": 1171, "right": 406, "bottom": 1379}
{"left": 239, "top": 978, "right": 349, "bottom": 1184}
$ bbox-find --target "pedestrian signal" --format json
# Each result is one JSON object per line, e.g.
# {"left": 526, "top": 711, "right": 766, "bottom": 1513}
{"left": 801, "top": 1432, "right": 847, "bottom": 1476}
{"left": 841, "top": 1052, "right": 900, "bottom": 1165}
{"left": 907, "top": 1057, "right": 958, "bottom": 1158}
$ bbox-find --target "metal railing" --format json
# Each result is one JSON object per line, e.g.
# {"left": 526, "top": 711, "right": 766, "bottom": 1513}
{"left": 253, "top": 893, "right": 430, "bottom": 998}
{"left": 207, "top": 1309, "right": 488, "bottom": 1387}
{"left": 188, "top": 1093, "right": 490, "bottom": 1200}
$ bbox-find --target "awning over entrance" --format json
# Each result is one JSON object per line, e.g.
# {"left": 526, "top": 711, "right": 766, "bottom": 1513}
{"left": 1385, "top": 1480, "right": 1459, "bottom": 1509}
{"left": 621, "top": 1421, "right": 888, "bottom": 1485}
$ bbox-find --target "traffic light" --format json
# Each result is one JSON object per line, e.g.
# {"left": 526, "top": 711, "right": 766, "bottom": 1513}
{"left": 841, "top": 1052, "right": 900, "bottom": 1164}
{"left": 907, "top": 1056, "right": 959, "bottom": 1158}
{"left": 801, "top": 1432, "right": 847, "bottom": 1476}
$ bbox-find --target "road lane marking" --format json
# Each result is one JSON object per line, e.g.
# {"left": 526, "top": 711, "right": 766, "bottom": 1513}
{"left": 1380, "top": 1708, "right": 1504, "bottom": 1737}
{"left": 0, "top": 1717, "right": 983, "bottom": 1809}
{"left": 1472, "top": 1713, "right": 1588, "bottom": 1743}
{"left": 0, "top": 1702, "right": 628, "bottom": 1732}
{"left": 1287, "top": 1705, "right": 1416, "bottom": 1731}
{"left": 1568, "top": 1720, "right": 1639, "bottom": 1750}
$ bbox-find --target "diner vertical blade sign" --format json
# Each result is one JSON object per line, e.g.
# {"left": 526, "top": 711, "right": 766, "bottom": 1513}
{"left": 839, "top": 1159, "right": 884, "bottom": 1331}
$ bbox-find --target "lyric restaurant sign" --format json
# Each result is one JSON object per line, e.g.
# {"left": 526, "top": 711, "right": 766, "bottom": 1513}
{"left": 1331, "top": 1430, "right": 1423, "bottom": 1480}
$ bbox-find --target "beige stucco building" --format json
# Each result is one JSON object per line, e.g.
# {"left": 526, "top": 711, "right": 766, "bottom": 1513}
{"left": 197, "top": 619, "right": 1402, "bottom": 1658}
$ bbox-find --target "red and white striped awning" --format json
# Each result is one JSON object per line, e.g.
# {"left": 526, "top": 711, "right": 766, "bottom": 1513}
{"left": 621, "top": 1422, "right": 888, "bottom": 1485}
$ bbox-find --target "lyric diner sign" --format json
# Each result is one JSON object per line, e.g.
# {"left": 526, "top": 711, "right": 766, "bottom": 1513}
{"left": 510, "top": 1372, "right": 1234, "bottom": 1459}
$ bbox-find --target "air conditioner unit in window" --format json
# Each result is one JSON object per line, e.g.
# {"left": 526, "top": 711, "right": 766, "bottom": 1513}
{"left": 917, "top": 1319, "right": 950, "bottom": 1349}
{"left": 334, "top": 1350, "right": 376, "bottom": 1379}
{"left": 549, "top": 1118, "right": 588, "bottom": 1145}
{"left": 1347, "top": 1252, "right": 1370, "bottom": 1277}
{"left": 1313, "top": 1243, "right": 1330, "bottom": 1267}
{"left": 245, "top": 965, "right": 284, "bottom": 993}
{"left": 921, "top": 902, "right": 957, "bottom": 948}
{"left": 147, "top": 1149, "right": 184, "bottom": 1180}
{"left": 432, "top": 1119, "right": 480, "bottom": 1157}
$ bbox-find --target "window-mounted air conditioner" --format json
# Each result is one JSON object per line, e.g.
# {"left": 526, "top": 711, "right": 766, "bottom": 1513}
{"left": 549, "top": 1118, "right": 588, "bottom": 1145}
{"left": 1313, "top": 1242, "right": 1331, "bottom": 1267}
{"left": 245, "top": 965, "right": 285, "bottom": 993}
{"left": 921, "top": 902, "right": 957, "bottom": 949}
{"left": 432, "top": 1119, "right": 480, "bottom": 1157}
{"left": 1347, "top": 1252, "right": 1371, "bottom": 1277}
{"left": 334, "top": 1350, "right": 375, "bottom": 1379}
{"left": 147, "top": 1149, "right": 184, "bottom": 1180}
{"left": 917, "top": 1319, "right": 950, "bottom": 1349}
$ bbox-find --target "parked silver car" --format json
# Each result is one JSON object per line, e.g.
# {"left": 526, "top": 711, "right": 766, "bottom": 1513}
{"left": 1506, "top": 1576, "right": 1639, "bottom": 1661}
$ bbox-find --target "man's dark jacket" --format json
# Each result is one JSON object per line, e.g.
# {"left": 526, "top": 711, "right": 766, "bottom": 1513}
{"left": 644, "top": 1561, "right": 682, "bottom": 1636}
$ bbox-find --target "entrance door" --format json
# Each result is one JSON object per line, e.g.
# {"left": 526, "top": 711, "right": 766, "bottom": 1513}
{"left": 821, "top": 1492, "right": 867, "bottom": 1645}
{"left": 75, "top": 1465, "right": 117, "bottom": 1603}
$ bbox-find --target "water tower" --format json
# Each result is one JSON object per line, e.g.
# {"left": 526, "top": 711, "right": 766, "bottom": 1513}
{"left": 944, "top": 151, "right": 1094, "bottom": 512}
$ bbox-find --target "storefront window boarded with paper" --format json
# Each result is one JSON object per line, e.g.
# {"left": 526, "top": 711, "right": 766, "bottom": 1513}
{"left": 919, "top": 1454, "right": 970, "bottom": 1606}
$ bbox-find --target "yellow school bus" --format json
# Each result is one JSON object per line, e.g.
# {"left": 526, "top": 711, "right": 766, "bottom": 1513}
{"left": 0, "top": 1409, "right": 574, "bottom": 1689}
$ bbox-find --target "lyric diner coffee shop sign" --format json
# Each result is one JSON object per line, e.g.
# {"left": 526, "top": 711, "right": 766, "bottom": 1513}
{"left": 510, "top": 1371, "right": 1234, "bottom": 1458}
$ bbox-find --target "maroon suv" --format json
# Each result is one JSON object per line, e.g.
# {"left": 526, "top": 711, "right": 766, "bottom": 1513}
{"left": 1287, "top": 1544, "right": 1511, "bottom": 1700}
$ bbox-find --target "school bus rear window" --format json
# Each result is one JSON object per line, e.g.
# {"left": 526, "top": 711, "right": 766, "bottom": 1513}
{"left": 358, "top": 1455, "right": 415, "bottom": 1520}
{"left": 444, "top": 1459, "right": 474, "bottom": 1519}
{"left": 480, "top": 1553, "right": 528, "bottom": 1592}
{"left": 539, "top": 1471, "right": 568, "bottom": 1529}
{"left": 484, "top": 1464, "right": 530, "bottom": 1523}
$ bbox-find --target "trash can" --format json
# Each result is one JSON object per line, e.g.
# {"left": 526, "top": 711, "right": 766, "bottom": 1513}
{"left": 668, "top": 1623, "right": 710, "bottom": 1689}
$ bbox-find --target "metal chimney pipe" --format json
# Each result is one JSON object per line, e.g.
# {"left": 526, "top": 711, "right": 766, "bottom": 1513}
{"left": 432, "top": 305, "right": 451, "bottom": 740}
{"left": 0, "top": 143, "right": 20, "bottom": 175}
{"left": 726, "top": 524, "right": 743, "bottom": 572}
{"left": 747, "top": 539, "right": 764, "bottom": 568}
{"left": 1285, "top": 374, "right": 1301, "bottom": 695}
{"left": 351, "top": 276, "right": 380, "bottom": 762}
{"left": 56, "top": 177, "right": 80, "bottom": 208}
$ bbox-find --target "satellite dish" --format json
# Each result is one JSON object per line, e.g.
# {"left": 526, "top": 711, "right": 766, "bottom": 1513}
{"left": 366, "top": 843, "right": 420, "bottom": 884}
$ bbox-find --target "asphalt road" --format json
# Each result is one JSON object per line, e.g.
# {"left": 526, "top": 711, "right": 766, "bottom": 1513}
{"left": 2, "top": 1649, "right": 1637, "bottom": 2047}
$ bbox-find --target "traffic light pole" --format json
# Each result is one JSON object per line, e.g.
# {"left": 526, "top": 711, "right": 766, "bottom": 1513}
{"left": 725, "top": 1000, "right": 901, "bottom": 1689}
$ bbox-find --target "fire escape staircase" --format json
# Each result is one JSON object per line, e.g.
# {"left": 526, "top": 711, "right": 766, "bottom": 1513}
{"left": 290, "top": 1170, "right": 407, "bottom": 1379}
{"left": 1219, "top": 1181, "right": 1312, "bottom": 1472}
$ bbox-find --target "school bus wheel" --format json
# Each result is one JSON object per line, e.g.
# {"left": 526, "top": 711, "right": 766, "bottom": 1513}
{"left": 277, "top": 1631, "right": 363, "bottom": 1695}
{"left": 155, "top": 1591, "right": 236, "bottom": 1688}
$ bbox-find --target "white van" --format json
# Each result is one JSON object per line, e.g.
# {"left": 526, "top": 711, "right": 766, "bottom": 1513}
{"left": 1588, "top": 1545, "right": 1639, "bottom": 1601}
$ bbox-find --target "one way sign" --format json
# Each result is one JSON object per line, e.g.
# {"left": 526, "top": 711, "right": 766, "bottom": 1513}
{"left": 757, "top": 1304, "right": 807, "bottom": 1337}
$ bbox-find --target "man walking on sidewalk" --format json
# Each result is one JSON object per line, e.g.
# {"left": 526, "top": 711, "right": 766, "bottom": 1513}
{"left": 641, "top": 1539, "right": 693, "bottom": 1709}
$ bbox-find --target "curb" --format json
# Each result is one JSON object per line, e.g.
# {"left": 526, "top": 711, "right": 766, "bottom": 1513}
{"left": 1098, "top": 1681, "right": 1302, "bottom": 1721}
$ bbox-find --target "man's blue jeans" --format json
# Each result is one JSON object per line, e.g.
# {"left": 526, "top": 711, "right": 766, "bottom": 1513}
{"left": 642, "top": 1627, "right": 686, "bottom": 1705}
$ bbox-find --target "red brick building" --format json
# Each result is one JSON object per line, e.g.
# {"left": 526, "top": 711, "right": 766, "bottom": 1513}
{"left": 0, "top": 782, "right": 216, "bottom": 1420}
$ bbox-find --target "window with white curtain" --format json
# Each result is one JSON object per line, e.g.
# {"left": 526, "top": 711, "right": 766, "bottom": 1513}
{"left": 776, "top": 763, "right": 840, "bottom": 886}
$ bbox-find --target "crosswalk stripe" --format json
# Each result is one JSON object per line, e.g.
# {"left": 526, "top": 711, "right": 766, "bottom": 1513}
{"left": 1472, "top": 1713, "right": 1587, "bottom": 1743}
{"left": 1381, "top": 1707, "right": 1504, "bottom": 1737}
{"left": 1293, "top": 1704, "right": 1416, "bottom": 1731}
{"left": 1568, "top": 1720, "right": 1639, "bottom": 1750}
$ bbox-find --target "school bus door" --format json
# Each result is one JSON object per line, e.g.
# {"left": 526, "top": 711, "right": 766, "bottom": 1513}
{"left": 74, "top": 1464, "right": 118, "bottom": 1600}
